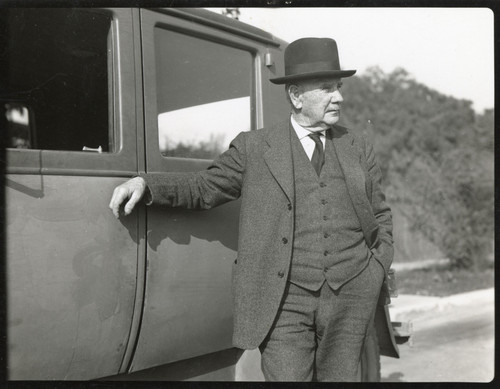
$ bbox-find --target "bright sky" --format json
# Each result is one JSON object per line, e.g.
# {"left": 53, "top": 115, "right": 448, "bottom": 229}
{"left": 208, "top": 7, "right": 494, "bottom": 113}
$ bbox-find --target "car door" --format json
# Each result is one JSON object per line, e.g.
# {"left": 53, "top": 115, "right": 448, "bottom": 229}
{"left": 2, "top": 8, "right": 143, "bottom": 380}
{"left": 127, "top": 8, "right": 264, "bottom": 373}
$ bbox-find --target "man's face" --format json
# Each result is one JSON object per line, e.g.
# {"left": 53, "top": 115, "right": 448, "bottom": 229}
{"left": 292, "top": 77, "right": 344, "bottom": 130}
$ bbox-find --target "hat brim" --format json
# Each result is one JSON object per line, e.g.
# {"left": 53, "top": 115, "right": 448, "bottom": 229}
{"left": 270, "top": 69, "right": 356, "bottom": 84}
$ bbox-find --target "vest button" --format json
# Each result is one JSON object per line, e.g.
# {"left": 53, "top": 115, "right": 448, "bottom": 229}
{"left": 282, "top": 237, "right": 288, "bottom": 244}
{"left": 287, "top": 204, "right": 292, "bottom": 210}
{"left": 321, "top": 199, "right": 327, "bottom": 205}
{"left": 323, "top": 250, "right": 329, "bottom": 256}
{"left": 324, "top": 233, "right": 329, "bottom": 238}
{"left": 320, "top": 182, "right": 326, "bottom": 187}
{"left": 323, "top": 216, "right": 328, "bottom": 221}
{"left": 278, "top": 271, "right": 285, "bottom": 278}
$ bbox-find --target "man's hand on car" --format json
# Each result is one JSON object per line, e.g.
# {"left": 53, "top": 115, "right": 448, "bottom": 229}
{"left": 109, "top": 176, "right": 147, "bottom": 218}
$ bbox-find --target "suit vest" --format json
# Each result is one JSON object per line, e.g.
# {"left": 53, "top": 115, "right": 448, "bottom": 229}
{"left": 289, "top": 129, "right": 371, "bottom": 291}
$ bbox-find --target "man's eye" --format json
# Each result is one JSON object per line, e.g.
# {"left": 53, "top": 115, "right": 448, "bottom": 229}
{"left": 321, "top": 83, "right": 342, "bottom": 92}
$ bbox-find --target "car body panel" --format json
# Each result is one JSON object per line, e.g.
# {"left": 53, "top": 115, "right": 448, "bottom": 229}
{"left": 5, "top": 175, "right": 139, "bottom": 379}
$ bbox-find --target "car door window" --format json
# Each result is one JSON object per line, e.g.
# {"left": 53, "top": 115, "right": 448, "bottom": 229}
{"left": 155, "top": 28, "right": 252, "bottom": 159}
{"left": 2, "top": 9, "right": 112, "bottom": 153}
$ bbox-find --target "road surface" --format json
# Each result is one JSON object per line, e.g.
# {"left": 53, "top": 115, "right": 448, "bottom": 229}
{"left": 381, "top": 290, "right": 494, "bottom": 382}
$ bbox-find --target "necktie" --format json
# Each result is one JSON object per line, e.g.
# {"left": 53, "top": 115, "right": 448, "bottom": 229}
{"left": 308, "top": 132, "right": 324, "bottom": 176}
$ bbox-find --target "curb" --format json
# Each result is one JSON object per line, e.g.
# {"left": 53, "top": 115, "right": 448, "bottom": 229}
{"left": 391, "top": 258, "right": 450, "bottom": 272}
{"left": 388, "top": 287, "right": 494, "bottom": 321}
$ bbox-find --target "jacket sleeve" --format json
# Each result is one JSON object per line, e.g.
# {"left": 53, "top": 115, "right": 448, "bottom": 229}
{"left": 364, "top": 137, "right": 394, "bottom": 274}
{"left": 140, "top": 132, "right": 247, "bottom": 210}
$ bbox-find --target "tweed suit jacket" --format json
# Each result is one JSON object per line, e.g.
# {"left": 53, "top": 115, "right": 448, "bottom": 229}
{"left": 142, "top": 119, "right": 393, "bottom": 350}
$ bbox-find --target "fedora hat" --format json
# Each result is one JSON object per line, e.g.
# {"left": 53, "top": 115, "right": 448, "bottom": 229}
{"left": 270, "top": 37, "right": 356, "bottom": 84}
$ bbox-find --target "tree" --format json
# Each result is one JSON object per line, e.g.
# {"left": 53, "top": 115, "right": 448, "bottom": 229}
{"left": 341, "top": 67, "right": 494, "bottom": 269}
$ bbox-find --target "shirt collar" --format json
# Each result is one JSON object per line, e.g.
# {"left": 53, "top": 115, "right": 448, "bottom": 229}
{"left": 290, "top": 115, "right": 326, "bottom": 140}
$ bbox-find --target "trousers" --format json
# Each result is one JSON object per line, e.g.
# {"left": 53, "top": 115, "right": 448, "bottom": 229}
{"left": 259, "top": 257, "right": 385, "bottom": 381}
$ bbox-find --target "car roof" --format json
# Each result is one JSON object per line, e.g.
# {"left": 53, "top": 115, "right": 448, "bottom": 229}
{"left": 150, "top": 8, "right": 287, "bottom": 48}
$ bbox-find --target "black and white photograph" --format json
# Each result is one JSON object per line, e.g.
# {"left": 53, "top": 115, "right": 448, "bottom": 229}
{"left": 1, "top": 2, "right": 495, "bottom": 384}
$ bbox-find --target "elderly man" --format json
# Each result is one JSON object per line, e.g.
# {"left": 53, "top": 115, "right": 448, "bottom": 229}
{"left": 109, "top": 37, "right": 393, "bottom": 381}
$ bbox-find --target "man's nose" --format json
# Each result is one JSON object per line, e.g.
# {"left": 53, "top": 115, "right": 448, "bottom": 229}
{"left": 331, "top": 90, "right": 343, "bottom": 103}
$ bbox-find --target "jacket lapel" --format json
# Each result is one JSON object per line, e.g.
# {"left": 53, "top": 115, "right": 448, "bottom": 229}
{"left": 263, "top": 121, "right": 295, "bottom": 203}
{"left": 331, "top": 125, "right": 379, "bottom": 244}
{"left": 330, "top": 126, "right": 365, "bottom": 204}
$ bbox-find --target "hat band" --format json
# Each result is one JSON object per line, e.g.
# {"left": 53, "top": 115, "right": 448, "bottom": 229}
{"left": 286, "top": 60, "right": 341, "bottom": 76}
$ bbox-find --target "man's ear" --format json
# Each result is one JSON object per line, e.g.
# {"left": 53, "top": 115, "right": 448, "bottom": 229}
{"left": 288, "top": 84, "right": 302, "bottom": 110}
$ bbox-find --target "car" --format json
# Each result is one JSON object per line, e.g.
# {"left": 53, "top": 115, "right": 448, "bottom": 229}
{"left": 1, "top": 7, "right": 410, "bottom": 381}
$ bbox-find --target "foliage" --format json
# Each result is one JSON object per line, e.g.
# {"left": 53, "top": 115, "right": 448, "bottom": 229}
{"left": 341, "top": 67, "right": 494, "bottom": 269}
{"left": 162, "top": 133, "right": 225, "bottom": 160}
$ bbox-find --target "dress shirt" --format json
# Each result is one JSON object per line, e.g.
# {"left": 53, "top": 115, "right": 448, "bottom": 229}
{"left": 290, "top": 115, "right": 326, "bottom": 160}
